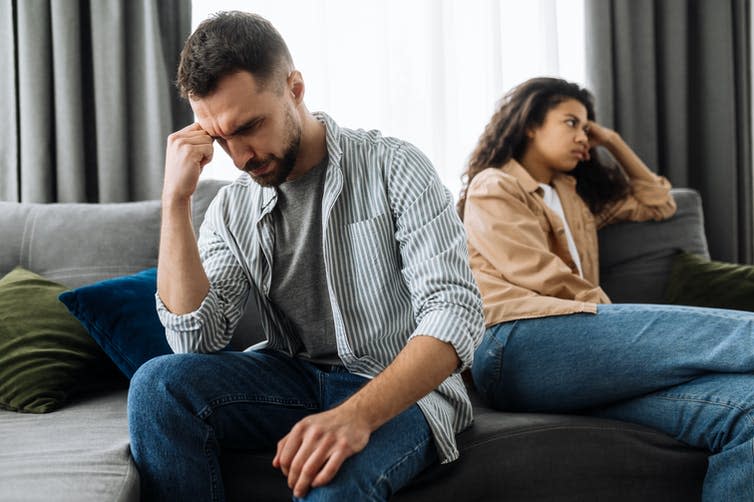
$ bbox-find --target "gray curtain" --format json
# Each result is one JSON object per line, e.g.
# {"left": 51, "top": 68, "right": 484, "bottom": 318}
{"left": 0, "top": 0, "right": 192, "bottom": 203}
{"left": 586, "top": 0, "right": 752, "bottom": 263}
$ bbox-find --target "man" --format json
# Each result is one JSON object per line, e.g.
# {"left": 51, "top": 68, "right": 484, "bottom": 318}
{"left": 128, "top": 11, "right": 483, "bottom": 501}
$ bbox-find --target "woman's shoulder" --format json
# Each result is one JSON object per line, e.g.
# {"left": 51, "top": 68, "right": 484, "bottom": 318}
{"left": 468, "top": 164, "right": 532, "bottom": 200}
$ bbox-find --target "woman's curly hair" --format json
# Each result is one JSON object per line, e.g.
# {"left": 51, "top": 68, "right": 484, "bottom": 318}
{"left": 458, "top": 77, "right": 629, "bottom": 218}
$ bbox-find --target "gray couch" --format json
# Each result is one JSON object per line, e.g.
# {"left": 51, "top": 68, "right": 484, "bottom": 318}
{"left": 0, "top": 180, "right": 709, "bottom": 501}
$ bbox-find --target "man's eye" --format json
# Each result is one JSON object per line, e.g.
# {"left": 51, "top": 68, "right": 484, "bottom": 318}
{"left": 244, "top": 120, "right": 263, "bottom": 134}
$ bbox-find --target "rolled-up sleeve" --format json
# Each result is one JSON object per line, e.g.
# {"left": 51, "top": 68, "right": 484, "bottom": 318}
{"left": 597, "top": 174, "right": 677, "bottom": 227}
{"left": 388, "top": 144, "right": 484, "bottom": 371}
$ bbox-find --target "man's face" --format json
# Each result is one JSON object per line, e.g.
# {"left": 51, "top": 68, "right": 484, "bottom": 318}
{"left": 190, "top": 71, "right": 302, "bottom": 187}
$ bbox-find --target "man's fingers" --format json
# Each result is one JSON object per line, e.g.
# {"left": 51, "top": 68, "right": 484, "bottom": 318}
{"left": 199, "top": 143, "right": 214, "bottom": 168}
{"left": 181, "top": 122, "right": 206, "bottom": 133}
{"left": 311, "top": 448, "right": 348, "bottom": 488}
{"left": 286, "top": 427, "right": 327, "bottom": 491}
{"left": 271, "top": 435, "right": 287, "bottom": 469}
{"left": 168, "top": 130, "right": 214, "bottom": 147}
{"left": 291, "top": 441, "right": 332, "bottom": 498}
{"left": 275, "top": 428, "right": 303, "bottom": 477}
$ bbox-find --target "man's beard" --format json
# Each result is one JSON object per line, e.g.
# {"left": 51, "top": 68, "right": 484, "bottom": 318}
{"left": 244, "top": 110, "right": 301, "bottom": 187}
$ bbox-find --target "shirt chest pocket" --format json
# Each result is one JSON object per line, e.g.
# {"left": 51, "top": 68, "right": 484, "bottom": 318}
{"left": 344, "top": 212, "right": 401, "bottom": 297}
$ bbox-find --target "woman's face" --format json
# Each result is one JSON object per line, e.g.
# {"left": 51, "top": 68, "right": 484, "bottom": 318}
{"left": 523, "top": 98, "right": 590, "bottom": 177}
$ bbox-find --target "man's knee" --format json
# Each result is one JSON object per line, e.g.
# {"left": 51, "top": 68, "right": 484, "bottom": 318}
{"left": 128, "top": 354, "right": 199, "bottom": 418}
{"left": 296, "top": 476, "right": 388, "bottom": 502}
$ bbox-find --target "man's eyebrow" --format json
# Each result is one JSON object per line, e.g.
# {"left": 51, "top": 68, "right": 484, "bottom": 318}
{"left": 213, "top": 116, "right": 263, "bottom": 140}
{"left": 234, "top": 116, "right": 264, "bottom": 135}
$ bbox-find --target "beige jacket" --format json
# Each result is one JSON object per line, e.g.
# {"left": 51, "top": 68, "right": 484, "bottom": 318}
{"left": 464, "top": 159, "right": 677, "bottom": 328}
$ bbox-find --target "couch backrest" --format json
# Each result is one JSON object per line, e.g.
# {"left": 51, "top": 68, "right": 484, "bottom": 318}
{"left": 0, "top": 181, "right": 708, "bottom": 345}
{"left": 599, "top": 188, "right": 709, "bottom": 303}
{"left": 0, "top": 180, "right": 225, "bottom": 287}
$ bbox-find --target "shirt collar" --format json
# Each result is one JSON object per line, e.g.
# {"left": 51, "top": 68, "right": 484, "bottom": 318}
{"left": 501, "top": 159, "right": 577, "bottom": 193}
{"left": 257, "top": 111, "right": 344, "bottom": 213}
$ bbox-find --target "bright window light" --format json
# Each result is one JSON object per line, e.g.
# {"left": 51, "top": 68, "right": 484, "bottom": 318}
{"left": 191, "top": 0, "right": 586, "bottom": 198}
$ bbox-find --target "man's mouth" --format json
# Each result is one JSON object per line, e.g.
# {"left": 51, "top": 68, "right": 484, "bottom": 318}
{"left": 245, "top": 160, "right": 273, "bottom": 175}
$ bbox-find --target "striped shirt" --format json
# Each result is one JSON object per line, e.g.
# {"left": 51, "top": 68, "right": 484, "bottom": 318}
{"left": 156, "top": 112, "right": 484, "bottom": 463}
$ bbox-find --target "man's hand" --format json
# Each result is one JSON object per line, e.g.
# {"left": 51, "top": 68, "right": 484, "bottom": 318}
{"left": 272, "top": 406, "right": 371, "bottom": 498}
{"left": 271, "top": 336, "right": 459, "bottom": 498}
{"left": 163, "top": 123, "right": 214, "bottom": 203}
{"left": 157, "top": 123, "right": 213, "bottom": 314}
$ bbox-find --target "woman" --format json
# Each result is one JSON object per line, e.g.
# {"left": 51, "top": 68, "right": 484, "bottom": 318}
{"left": 461, "top": 77, "right": 754, "bottom": 501}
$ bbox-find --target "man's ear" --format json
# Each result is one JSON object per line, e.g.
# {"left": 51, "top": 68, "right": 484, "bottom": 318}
{"left": 288, "top": 70, "right": 305, "bottom": 103}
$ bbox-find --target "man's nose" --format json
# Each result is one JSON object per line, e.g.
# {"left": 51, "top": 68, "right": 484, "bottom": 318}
{"left": 227, "top": 138, "right": 255, "bottom": 168}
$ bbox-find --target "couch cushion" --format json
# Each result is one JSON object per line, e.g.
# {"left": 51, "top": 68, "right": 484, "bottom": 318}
{"left": 59, "top": 268, "right": 174, "bottom": 379}
{"left": 0, "top": 388, "right": 138, "bottom": 501}
{"left": 599, "top": 188, "right": 709, "bottom": 303}
{"left": 221, "top": 392, "right": 707, "bottom": 501}
{"left": 664, "top": 251, "right": 754, "bottom": 311}
{"left": 0, "top": 267, "right": 110, "bottom": 413}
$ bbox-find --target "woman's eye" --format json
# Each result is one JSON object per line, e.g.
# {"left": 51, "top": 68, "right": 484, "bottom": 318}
{"left": 565, "top": 119, "right": 576, "bottom": 127}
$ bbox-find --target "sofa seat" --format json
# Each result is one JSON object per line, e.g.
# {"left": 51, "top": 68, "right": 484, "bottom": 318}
{"left": 221, "top": 387, "right": 707, "bottom": 501}
{"left": 0, "top": 388, "right": 138, "bottom": 502}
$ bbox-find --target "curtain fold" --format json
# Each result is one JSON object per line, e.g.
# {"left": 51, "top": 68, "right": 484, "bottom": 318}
{"left": 586, "top": 0, "right": 752, "bottom": 263}
{"left": 0, "top": 0, "right": 192, "bottom": 203}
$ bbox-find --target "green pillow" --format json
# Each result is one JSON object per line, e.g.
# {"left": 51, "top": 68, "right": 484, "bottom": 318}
{"left": 663, "top": 252, "right": 754, "bottom": 311}
{"left": 0, "top": 267, "right": 109, "bottom": 413}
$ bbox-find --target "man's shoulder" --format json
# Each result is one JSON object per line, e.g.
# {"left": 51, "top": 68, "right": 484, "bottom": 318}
{"left": 317, "top": 112, "right": 413, "bottom": 159}
{"left": 339, "top": 124, "right": 410, "bottom": 156}
{"left": 208, "top": 175, "right": 267, "bottom": 216}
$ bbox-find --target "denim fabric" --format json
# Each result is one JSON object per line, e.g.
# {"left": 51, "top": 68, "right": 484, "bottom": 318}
{"left": 128, "top": 349, "right": 436, "bottom": 501}
{"left": 471, "top": 303, "right": 754, "bottom": 501}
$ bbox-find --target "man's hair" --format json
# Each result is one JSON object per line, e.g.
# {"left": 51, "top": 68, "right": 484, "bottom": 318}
{"left": 176, "top": 11, "right": 294, "bottom": 99}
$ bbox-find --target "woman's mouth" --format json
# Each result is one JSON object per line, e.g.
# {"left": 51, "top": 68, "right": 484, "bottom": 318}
{"left": 572, "top": 150, "right": 588, "bottom": 161}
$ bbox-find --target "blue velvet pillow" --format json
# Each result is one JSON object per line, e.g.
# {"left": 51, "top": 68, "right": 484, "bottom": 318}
{"left": 58, "top": 268, "right": 172, "bottom": 379}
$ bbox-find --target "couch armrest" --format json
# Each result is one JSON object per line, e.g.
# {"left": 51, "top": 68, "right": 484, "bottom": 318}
{"left": 598, "top": 188, "right": 709, "bottom": 303}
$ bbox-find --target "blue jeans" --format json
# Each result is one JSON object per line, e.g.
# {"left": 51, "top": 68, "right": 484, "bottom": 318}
{"left": 128, "top": 349, "right": 436, "bottom": 501}
{"left": 471, "top": 303, "right": 754, "bottom": 502}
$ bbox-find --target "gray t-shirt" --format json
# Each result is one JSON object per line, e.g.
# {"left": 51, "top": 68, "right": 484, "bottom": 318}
{"left": 269, "top": 158, "right": 339, "bottom": 365}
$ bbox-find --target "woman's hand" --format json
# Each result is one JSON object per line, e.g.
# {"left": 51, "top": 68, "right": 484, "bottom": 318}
{"left": 586, "top": 121, "right": 618, "bottom": 150}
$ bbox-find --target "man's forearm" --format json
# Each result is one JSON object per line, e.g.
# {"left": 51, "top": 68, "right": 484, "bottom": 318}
{"left": 157, "top": 198, "right": 210, "bottom": 314}
{"left": 272, "top": 334, "right": 461, "bottom": 497}
{"left": 339, "top": 335, "right": 460, "bottom": 431}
